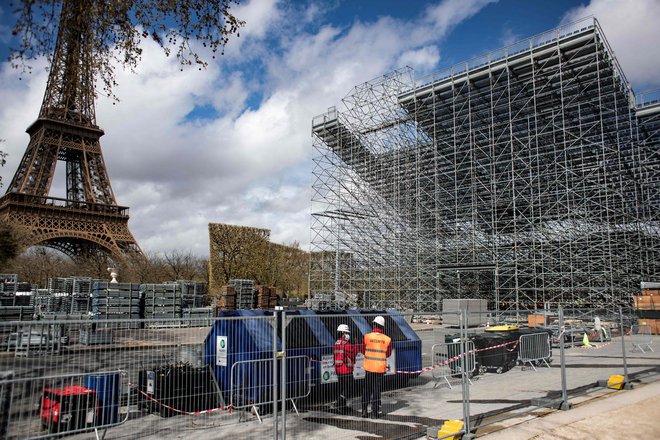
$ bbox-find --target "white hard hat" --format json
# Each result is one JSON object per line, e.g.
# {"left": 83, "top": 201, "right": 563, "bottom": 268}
{"left": 373, "top": 316, "right": 385, "bottom": 327}
{"left": 337, "top": 324, "right": 350, "bottom": 333}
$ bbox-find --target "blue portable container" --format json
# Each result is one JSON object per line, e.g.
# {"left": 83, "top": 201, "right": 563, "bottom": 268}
{"left": 204, "top": 310, "right": 279, "bottom": 408}
{"left": 315, "top": 309, "right": 421, "bottom": 388}
{"left": 314, "top": 309, "right": 370, "bottom": 395}
{"left": 85, "top": 372, "right": 120, "bottom": 425}
{"left": 204, "top": 308, "right": 422, "bottom": 408}
{"left": 386, "top": 309, "right": 423, "bottom": 377}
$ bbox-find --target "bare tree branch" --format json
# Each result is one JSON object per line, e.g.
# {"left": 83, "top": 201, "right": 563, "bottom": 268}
{"left": 7, "top": 0, "right": 244, "bottom": 100}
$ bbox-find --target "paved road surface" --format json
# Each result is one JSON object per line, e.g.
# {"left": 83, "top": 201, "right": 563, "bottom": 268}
{"left": 478, "top": 379, "right": 660, "bottom": 439}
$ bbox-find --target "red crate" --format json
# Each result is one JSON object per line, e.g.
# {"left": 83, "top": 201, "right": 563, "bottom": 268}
{"left": 41, "top": 385, "right": 96, "bottom": 433}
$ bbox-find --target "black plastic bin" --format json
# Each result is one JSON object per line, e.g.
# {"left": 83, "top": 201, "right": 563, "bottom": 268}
{"left": 138, "top": 365, "right": 218, "bottom": 417}
{"left": 471, "top": 333, "right": 517, "bottom": 374}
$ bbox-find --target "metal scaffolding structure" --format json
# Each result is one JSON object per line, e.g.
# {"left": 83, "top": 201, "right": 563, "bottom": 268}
{"left": 310, "top": 17, "right": 660, "bottom": 313}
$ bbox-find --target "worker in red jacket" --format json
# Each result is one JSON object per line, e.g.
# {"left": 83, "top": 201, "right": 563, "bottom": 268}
{"left": 361, "top": 315, "right": 392, "bottom": 418}
{"left": 334, "top": 324, "right": 358, "bottom": 413}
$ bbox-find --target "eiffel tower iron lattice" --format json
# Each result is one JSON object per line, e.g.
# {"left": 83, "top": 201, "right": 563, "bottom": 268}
{"left": 0, "top": 1, "right": 142, "bottom": 260}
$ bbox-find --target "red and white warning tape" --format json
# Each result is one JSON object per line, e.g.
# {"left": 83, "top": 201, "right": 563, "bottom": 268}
{"left": 394, "top": 339, "right": 521, "bottom": 374}
{"left": 578, "top": 340, "right": 614, "bottom": 349}
{"left": 128, "top": 383, "right": 232, "bottom": 415}
{"left": 127, "top": 339, "right": 522, "bottom": 415}
{"left": 356, "top": 339, "right": 521, "bottom": 375}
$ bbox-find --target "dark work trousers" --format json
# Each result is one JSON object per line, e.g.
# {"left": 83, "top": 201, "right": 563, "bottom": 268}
{"left": 362, "top": 371, "right": 384, "bottom": 414}
{"left": 336, "top": 373, "right": 353, "bottom": 410}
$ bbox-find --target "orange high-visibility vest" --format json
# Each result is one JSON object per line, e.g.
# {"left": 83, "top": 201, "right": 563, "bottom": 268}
{"left": 363, "top": 332, "right": 391, "bottom": 373}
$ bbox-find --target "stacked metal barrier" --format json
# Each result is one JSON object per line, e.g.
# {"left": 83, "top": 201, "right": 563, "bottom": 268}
{"left": 0, "top": 275, "right": 34, "bottom": 320}
{"left": 179, "top": 280, "right": 209, "bottom": 309}
{"left": 142, "top": 283, "right": 182, "bottom": 323}
{"left": 229, "top": 279, "right": 256, "bottom": 309}
{"left": 92, "top": 282, "right": 141, "bottom": 326}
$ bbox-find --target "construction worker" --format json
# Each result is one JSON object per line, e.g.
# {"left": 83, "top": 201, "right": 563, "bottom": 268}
{"left": 333, "top": 324, "right": 357, "bottom": 413}
{"left": 361, "top": 315, "right": 392, "bottom": 419}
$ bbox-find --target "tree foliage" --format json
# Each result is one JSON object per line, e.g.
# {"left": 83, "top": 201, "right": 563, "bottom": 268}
{"left": 208, "top": 223, "right": 309, "bottom": 298}
{"left": 0, "top": 144, "right": 26, "bottom": 265}
{"left": 0, "top": 220, "right": 27, "bottom": 267}
{"left": 7, "top": 0, "right": 244, "bottom": 99}
{"left": 208, "top": 223, "right": 271, "bottom": 288}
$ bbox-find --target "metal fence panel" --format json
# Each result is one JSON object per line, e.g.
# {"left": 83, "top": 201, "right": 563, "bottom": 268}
{"left": 0, "top": 370, "right": 129, "bottom": 439}
{"left": 0, "top": 309, "right": 658, "bottom": 439}
{"left": 518, "top": 333, "right": 552, "bottom": 370}
{"left": 631, "top": 324, "right": 654, "bottom": 353}
{"left": 431, "top": 341, "right": 476, "bottom": 388}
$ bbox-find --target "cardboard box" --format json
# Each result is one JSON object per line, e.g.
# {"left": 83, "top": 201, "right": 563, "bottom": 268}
{"left": 528, "top": 314, "right": 546, "bottom": 327}
{"left": 633, "top": 295, "right": 657, "bottom": 310}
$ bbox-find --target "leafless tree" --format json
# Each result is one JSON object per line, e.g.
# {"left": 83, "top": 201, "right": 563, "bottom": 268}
{"left": 162, "top": 249, "right": 200, "bottom": 281}
{"left": 7, "top": 0, "right": 244, "bottom": 99}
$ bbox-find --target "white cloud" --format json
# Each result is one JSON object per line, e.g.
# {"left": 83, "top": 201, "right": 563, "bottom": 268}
{"left": 421, "top": 0, "right": 498, "bottom": 37}
{"left": 397, "top": 46, "right": 441, "bottom": 72}
{"left": 221, "top": 0, "right": 283, "bottom": 59}
{"left": 232, "top": 0, "right": 281, "bottom": 40}
{"left": 0, "top": 0, "right": 499, "bottom": 257}
{"left": 499, "top": 26, "right": 519, "bottom": 48}
{"left": 0, "top": 59, "right": 49, "bottom": 187}
{"left": 561, "top": 0, "right": 660, "bottom": 90}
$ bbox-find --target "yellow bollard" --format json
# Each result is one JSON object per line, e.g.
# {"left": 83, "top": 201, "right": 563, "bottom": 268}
{"left": 438, "top": 419, "right": 464, "bottom": 439}
{"left": 607, "top": 374, "right": 625, "bottom": 390}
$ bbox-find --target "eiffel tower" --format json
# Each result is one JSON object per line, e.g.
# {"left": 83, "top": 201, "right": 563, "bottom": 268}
{"left": 0, "top": 2, "right": 141, "bottom": 260}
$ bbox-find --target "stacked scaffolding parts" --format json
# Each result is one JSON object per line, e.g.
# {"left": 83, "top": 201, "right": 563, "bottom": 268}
{"left": 310, "top": 18, "right": 660, "bottom": 313}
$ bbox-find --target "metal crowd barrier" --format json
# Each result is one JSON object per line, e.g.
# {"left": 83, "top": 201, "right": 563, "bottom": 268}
{"left": 230, "top": 355, "right": 311, "bottom": 422}
{"left": 430, "top": 341, "right": 476, "bottom": 388}
{"left": 0, "top": 369, "right": 129, "bottom": 440}
{"left": 631, "top": 324, "right": 654, "bottom": 353}
{"left": 518, "top": 333, "right": 552, "bottom": 370}
{"left": 5, "top": 322, "right": 66, "bottom": 357}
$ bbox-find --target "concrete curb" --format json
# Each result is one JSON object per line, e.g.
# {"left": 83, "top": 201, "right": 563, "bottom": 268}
{"left": 478, "top": 380, "right": 660, "bottom": 439}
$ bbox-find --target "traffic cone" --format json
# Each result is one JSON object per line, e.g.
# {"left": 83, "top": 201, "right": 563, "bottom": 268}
{"left": 582, "top": 332, "right": 592, "bottom": 347}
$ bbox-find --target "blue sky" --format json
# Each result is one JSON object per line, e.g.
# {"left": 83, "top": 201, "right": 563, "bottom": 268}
{"left": 0, "top": 0, "right": 659, "bottom": 257}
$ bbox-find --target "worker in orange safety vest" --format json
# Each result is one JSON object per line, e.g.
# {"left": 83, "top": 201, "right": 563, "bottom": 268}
{"left": 361, "top": 315, "right": 392, "bottom": 418}
{"left": 333, "top": 324, "right": 358, "bottom": 413}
